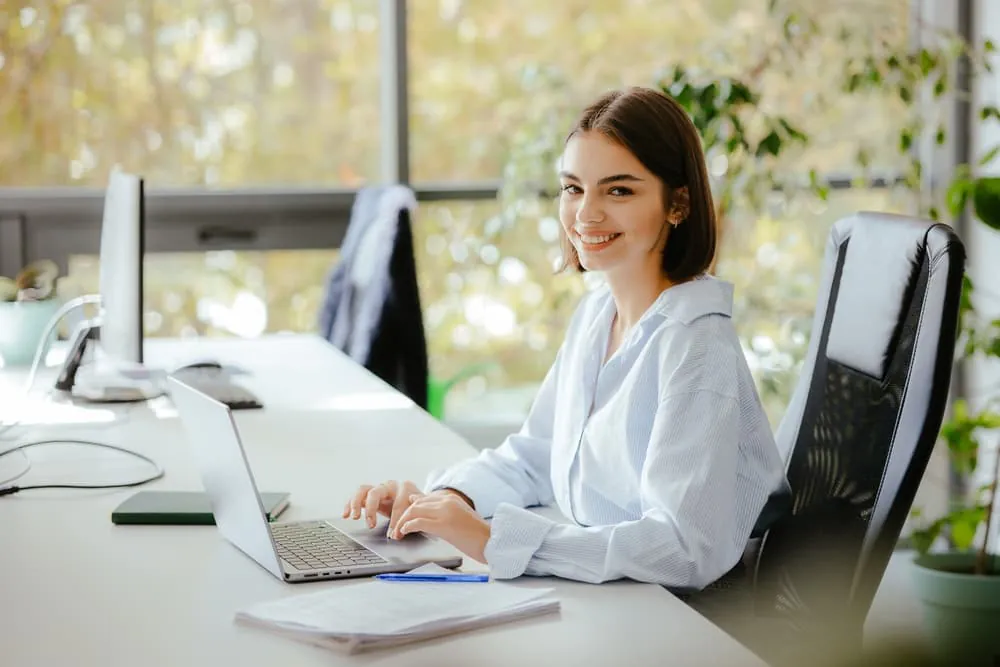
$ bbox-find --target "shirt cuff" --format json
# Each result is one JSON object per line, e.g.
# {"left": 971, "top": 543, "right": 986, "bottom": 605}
{"left": 483, "top": 503, "right": 556, "bottom": 579}
{"left": 423, "top": 463, "right": 507, "bottom": 518}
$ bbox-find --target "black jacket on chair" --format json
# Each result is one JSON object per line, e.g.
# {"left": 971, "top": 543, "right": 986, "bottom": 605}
{"left": 318, "top": 186, "right": 429, "bottom": 410}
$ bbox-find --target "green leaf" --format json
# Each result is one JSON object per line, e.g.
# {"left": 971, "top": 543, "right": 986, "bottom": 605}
{"left": 778, "top": 118, "right": 808, "bottom": 142}
{"left": 946, "top": 177, "right": 972, "bottom": 218}
{"left": 986, "top": 39, "right": 996, "bottom": 53}
{"left": 910, "top": 520, "right": 944, "bottom": 555}
{"left": 809, "top": 169, "right": 829, "bottom": 201}
{"left": 727, "top": 82, "right": 755, "bottom": 105}
{"left": 972, "top": 177, "right": 1000, "bottom": 230}
{"left": 936, "top": 126, "right": 946, "bottom": 145}
{"left": 979, "top": 145, "right": 1000, "bottom": 166}
{"left": 934, "top": 76, "right": 947, "bottom": 98}
{"left": 755, "top": 130, "right": 782, "bottom": 158}
{"left": 919, "top": 48, "right": 938, "bottom": 76}
{"left": 899, "top": 129, "right": 913, "bottom": 152}
{"left": 899, "top": 85, "right": 913, "bottom": 104}
{"left": 949, "top": 506, "right": 987, "bottom": 550}
{"left": 980, "top": 106, "right": 1000, "bottom": 122}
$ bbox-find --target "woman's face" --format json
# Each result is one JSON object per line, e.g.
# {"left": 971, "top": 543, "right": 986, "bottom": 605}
{"left": 558, "top": 130, "right": 670, "bottom": 276}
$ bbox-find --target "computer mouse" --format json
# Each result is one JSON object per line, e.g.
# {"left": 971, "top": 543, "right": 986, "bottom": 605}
{"left": 175, "top": 360, "right": 224, "bottom": 372}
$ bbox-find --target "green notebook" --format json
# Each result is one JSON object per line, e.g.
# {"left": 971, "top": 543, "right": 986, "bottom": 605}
{"left": 111, "top": 490, "right": 290, "bottom": 525}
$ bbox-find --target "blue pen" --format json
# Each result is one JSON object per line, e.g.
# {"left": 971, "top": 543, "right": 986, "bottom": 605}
{"left": 374, "top": 573, "right": 489, "bottom": 583}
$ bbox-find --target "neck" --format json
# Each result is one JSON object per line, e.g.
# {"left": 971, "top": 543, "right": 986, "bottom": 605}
{"left": 604, "top": 264, "right": 673, "bottom": 333}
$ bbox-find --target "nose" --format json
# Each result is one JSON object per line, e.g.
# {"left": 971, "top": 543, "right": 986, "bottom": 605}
{"left": 575, "top": 193, "right": 604, "bottom": 225}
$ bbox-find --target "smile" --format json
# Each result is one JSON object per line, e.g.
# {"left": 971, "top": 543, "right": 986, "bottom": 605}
{"left": 576, "top": 232, "right": 621, "bottom": 249}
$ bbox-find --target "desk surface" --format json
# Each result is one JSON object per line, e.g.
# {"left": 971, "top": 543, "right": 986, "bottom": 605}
{"left": 0, "top": 335, "right": 767, "bottom": 667}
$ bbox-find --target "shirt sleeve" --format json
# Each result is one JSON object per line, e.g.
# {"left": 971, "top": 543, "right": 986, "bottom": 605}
{"left": 423, "top": 346, "right": 563, "bottom": 519}
{"left": 483, "top": 389, "right": 757, "bottom": 591}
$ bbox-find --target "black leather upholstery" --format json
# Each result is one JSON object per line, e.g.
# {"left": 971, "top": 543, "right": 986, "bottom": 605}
{"left": 747, "top": 212, "right": 965, "bottom": 665}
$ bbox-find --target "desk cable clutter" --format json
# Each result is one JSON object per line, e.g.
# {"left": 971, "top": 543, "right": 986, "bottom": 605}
{"left": 0, "top": 295, "right": 164, "bottom": 497}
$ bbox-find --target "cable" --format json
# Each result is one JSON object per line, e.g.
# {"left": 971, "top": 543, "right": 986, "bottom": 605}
{"left": 0, "top": 295, "right": 103, "bottom": 437}
{"left": 0, "top": 438, "right": 164, "bottom": 497}
{"left": 0, "top": 450, "right": 32, "bottom": 486}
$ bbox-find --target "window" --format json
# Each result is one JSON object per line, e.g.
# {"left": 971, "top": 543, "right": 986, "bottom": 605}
{"left": 417, "top": 188, "right": 917, "bottom": 424}
{"left": 3, "top": 0, "right": 930, "bottom": 431}
{"left": 2, "top": 1, "right": 380, "bottom": 187}
{"left": 58, "top": 249, "right": 338, "bottom": 337}
{"left": 409, "top": 0, "right": 915, "bottom": 422}
{"left": 408, "top": 0, "right": 909, "bottom": 183}
{"left": 412, "top": 199, "right": 584, "bottom": 411}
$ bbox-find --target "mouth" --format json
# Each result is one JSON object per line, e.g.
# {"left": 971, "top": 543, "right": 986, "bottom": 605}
{"left": 576, "top": 231, "right": 622, "bottom": 251}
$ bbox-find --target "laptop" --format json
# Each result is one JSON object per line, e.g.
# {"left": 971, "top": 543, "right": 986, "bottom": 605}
{"left": 167, "top": 376, "right": 464, "bottom": 583}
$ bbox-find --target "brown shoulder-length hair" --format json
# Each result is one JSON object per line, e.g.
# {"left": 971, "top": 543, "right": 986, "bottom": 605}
{"left": 557, "top": 86, "right": 717, "bottom": 283}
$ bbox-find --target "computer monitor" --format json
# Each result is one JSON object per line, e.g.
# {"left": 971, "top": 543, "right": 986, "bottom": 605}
{"left": 96, "top": 168, "right": 145, "bottom": 365}
{"left": 53, "top": 168, "right": 154, "bottom": 401}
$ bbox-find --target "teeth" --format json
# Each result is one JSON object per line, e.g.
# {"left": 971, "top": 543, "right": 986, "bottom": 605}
{"left": 580, "top": 233, "right": 617, "bottom": 244}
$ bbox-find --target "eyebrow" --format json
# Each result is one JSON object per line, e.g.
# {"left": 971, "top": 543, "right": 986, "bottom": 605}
{"left": 558, "top": 171, "right": 645, "bottom": 185}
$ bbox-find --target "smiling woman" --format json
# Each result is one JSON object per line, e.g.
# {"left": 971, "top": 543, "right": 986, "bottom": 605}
{"left": 338, "top": 87, "right": 790, "bottom": 599}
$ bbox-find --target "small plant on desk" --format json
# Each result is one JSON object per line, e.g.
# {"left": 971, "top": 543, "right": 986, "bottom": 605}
{"left": 0, "top": 260, "right": 62, "bottom": 366}
{"left": 0, "top": 260, "right": 60, "bottom": 302}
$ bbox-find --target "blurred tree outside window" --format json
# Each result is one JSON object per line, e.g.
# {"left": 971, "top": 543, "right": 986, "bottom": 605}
{"left": 409, "top": 0, "right": 916, "bottom": 425}
{"left": 3, "top": 0, "right": 919, "bottom": 427}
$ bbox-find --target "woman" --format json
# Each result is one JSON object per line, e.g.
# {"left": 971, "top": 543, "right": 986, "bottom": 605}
{"left": 343, "top": 86, "right": 789, "bottom": 593}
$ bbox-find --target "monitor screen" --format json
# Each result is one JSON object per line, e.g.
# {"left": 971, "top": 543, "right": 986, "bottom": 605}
{"left": 97, "top": 168, "right": 144, "bottom": 365}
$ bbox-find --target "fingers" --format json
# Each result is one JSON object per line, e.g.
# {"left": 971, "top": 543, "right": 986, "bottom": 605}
{"left": 392, "top": 493, "right": 444, "bottom": 539}
{"left": 398, "top": 517, "right": 436, "bottom": 537}
{"left": 388, "top": 486, "right": 415, "bottom": 536}
{"left": 345, "top": 484, "right": 373, "bottom": 519}
{"left": 364, "top": 483, "right": 391, "bottom": 528}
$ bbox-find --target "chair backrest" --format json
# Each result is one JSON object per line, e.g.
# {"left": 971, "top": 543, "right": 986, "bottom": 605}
{"left": 318, "top": 186, "right": 429, "bottom": 409}
{"left": 753, "top": 212, "right": 965, "bottom": 638}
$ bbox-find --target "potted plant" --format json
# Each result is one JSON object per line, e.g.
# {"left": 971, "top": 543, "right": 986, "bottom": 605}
{"left": 906, "top": 182, "right": 1000, "bottom": 664}
{"left": 0, "top": 260, "right": 62, "bottom": 366}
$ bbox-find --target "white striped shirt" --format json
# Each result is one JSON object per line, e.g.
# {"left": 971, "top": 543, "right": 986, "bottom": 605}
{"left": 425, "top": 274, "right": 789, "bottom": 591}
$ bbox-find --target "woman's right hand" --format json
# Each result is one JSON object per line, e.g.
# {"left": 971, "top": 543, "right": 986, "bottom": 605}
{"left": 342, "top": 480, "right": 425, "bottom": 534}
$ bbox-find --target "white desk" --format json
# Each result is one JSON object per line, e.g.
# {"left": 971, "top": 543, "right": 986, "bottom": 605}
{"left": 0, "top": 335, "right": 767, "bottom": 667}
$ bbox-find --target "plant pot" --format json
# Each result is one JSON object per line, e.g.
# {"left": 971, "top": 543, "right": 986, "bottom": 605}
{"left": 0, "top": 299, "right": 61, "bottom": 366}
{"left": 911, "top": 552, "right": 1000, "bottom": 666}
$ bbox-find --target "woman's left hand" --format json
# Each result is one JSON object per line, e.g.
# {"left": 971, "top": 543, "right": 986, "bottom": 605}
{"left": 392, "top": 493, "right": 491, "bottom": 563}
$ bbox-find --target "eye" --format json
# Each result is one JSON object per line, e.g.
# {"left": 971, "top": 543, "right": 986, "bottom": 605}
{"left": 560, "top": 183, "right": 582, "bottom": 195}
{"left": 608, "top": 186, "right": 633, "bottom": 197}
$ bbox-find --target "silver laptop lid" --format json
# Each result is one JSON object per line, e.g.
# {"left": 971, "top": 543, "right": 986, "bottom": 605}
{"left": 168, "top": 376, "right": 284, "bottom": 579}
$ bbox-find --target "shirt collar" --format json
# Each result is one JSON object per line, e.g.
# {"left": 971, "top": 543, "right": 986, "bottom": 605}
{"left": 586, "top": 273, "right": 734, "bottom": 346}
{"left": 648, "top": 274, "right": 734, "bottom": 326}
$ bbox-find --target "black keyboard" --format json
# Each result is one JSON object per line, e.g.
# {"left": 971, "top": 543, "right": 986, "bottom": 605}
{"left": 271, "top": 521, "right": 387, "bottom": 570}
{"left": 170, "top": 368, "right": 264, "bottom": 410}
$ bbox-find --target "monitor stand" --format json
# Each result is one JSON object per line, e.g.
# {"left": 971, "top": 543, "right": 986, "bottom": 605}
{"left": 54, "top": 320, "right": 165, "bottom": 402}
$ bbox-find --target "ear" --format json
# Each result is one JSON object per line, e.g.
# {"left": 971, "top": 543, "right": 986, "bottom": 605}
{"left": 667, "top": 186, "right": 690, "bottom": 225}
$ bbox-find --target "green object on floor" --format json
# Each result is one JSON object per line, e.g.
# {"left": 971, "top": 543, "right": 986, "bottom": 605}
{"left": 426, "top": 362, "right": 496, "bottom": 420}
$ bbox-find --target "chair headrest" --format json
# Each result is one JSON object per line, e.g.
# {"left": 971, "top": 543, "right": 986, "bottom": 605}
{"left": 824, "top": 213, "right": 928, "bottom": 381}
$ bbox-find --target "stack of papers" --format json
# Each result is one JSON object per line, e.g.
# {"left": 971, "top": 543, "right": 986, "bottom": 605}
{"left": 235, "top": 565, "right": 560, "bottom": 654}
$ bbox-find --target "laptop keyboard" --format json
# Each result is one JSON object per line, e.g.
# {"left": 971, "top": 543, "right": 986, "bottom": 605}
{"left": 271, "top": 521, "right": 388, "bottom": 571}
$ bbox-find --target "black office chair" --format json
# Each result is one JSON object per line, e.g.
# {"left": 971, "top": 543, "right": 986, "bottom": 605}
{"left": 745, "top": 212, "right": 965, "bottom": 666}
